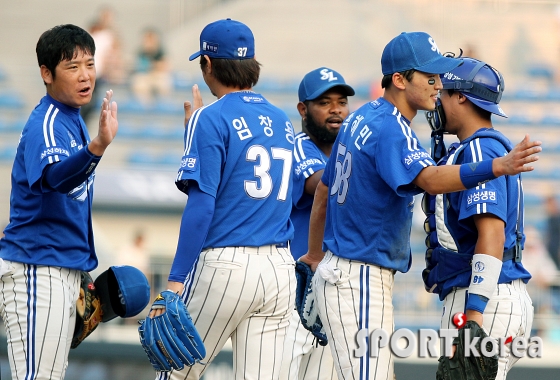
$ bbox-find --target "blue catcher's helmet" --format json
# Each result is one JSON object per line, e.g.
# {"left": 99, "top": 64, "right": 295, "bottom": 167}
{"left": 440, "top": 57, "right": 507, "bottom": 118}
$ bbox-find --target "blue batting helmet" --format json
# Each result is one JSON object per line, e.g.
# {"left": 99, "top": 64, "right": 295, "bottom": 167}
{"left": 440, "top": 57, "right": 507, "bottom": 118}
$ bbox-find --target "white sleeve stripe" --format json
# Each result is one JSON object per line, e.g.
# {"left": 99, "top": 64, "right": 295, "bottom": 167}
{"left": 42, "top": 104, "right": 54, "bottom": 148}
{"left": 295, "top": 137, "right": 305, "bottom": 162}
{"left": 48, "top": 108, "right": 59, "bottom": 147}
{"left": 419, "top": 160, "right": 427, "bottom": 168}
{"left": 395, "top": 111, "right": 420, "bottom": 152}
{"left": 184, "top": 107, "right": 204, "bottom": 155}
{"left": 184, "top": 99, "right": 221, "bottom": 155}
{"left": 474, "top": 138, "right": 483, "bottom": 162}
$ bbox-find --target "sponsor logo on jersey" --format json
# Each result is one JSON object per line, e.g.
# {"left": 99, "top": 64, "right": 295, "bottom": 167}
{"left": 180, "top": 155, "right": 198, "bottom": 171}
{"left": 202, "top": 40, "right": 218, "bottom": 54}
{"left": 466, "top": 190, "right": 498, "bottom": 208}
{"left": 474, "top": 261, "right": 485, "bottom": 272}
{"left": 473, "top": 275, "right": 484, "bottom": 284}
{"left": 241, "top": 95, "right": 264, "bottom": 103}
{"left": 68, "top": 132, "right": 77, "bottom": 147}
{"left": 40, "top": 147, "right": 70, "bottom": 160}
{"left": 403, "top": 151, "right": 431, "bottom": 168}
{"left": 294, "top": 158, "right": 324, "bottom": 176}
{"left": 369, "top": 100, "right": 382, "bottom": 109}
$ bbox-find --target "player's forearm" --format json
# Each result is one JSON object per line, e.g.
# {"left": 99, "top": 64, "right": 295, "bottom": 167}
{"left": 168, "top": 183, "right": 215, "bottom": 283}
{"left": 42, "top": 146, "right": 100, "bottom": 193}
{"left": 414, "top": 165, "right": 465, "bottom": 195}
{"left": 307, "top": 180, "right": 328, "bottom": 262}
{"left": 416, "top": 160, "right": 499, "bottom": 195}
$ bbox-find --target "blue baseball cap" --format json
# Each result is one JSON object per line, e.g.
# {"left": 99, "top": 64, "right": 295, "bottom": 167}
{"left": 94, "top": 265, "right": 151, "bottom": 322}
{"left": 381, "top": 32, "right": 461, "bottom": 75}
{"left": 189, "top": 18, "right": 254, "bottom": 61}
{"left": 298, "top": 67, "right": 355, "bottom": 102}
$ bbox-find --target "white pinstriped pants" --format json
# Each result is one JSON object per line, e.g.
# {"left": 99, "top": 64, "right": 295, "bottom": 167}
{"left": 0, "top": 260, "right": 81, "bottom": 380}
{"left": 159, "top": 245, "right": 296, "bottom": 380}
{"left": 279, "top": 309, "right": 336, "bottom": 380}
{"left": 313, "top": 251, "right": 395, "bottom": 380}
{"left": 441, "top": 279, "right": 534, "bottom": 379}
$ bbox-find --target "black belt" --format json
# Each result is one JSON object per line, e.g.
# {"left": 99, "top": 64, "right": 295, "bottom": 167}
{"left": 502, "top": 245, "right": 522, "bottom": 263}
{"left": 276, "top": 242, "right": 289, "bottom": 248}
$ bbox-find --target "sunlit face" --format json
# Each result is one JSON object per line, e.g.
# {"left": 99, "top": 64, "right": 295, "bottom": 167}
{"left": 43, "top": 49, "right": 96, "bottom": 108}
{"left": 404, "top": 71, "right": 442, "bottom": 112}
{"left": 304, "top": 89, "right": 349, "bottom": 143}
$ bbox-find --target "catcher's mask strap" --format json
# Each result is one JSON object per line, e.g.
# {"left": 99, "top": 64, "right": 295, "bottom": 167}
{"left": 94, "top": 265, "right": 151, "bottom": 322}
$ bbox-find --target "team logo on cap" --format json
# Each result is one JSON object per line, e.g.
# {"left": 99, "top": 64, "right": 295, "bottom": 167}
{"left": 428, "top": 37, "right": 440, "bottom": 53}
{"left": 320, "top": 68, "right": 338, "bottom": 82}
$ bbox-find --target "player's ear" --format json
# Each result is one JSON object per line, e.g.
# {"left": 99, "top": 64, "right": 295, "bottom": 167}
{"left": 202, "top": 55, "right": 212, "bottom": 74}
{"left": 297, "top": 101, "right": 307, "bottom": 119}
{"left": 40, "top": 65, "right": 53, "bottom": 85}
{"left": 457, "top": 93, "right": 467, "bottom": 104}
{"left": 392, "top": 72, "right": 406, "bottom": 90}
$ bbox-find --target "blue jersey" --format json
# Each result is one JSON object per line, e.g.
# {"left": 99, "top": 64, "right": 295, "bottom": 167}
{"left": 0, "top": 94, "right": 98, "bottom": 271}
{"left": 431, "top": 129, "right": 531, "bottom": 299}
{"left": 290, "top": 132, "right": 328, "bottom": 260}
{"left": 176, "top": 91, "right": 295, "bottom": 247}
{"left": 321, "top": 98, "right": 435, "bottom": 272}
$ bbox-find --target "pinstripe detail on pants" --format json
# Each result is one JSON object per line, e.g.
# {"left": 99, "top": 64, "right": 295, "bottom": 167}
{"left": 313, "top": 251, "right": 394, "bottom": 380}
{"left": 441, "top": 279, "right": 534, "bottom": 379}
{"left": 159, "top": 245, "right": 296, "bottom": 380}
{"left": 0, "top": 262, "right": 80, "bottom": 380}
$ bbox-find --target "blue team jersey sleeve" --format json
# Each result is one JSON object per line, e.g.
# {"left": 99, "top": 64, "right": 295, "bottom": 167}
{"left": 375, "top": 113, "right": 434, "bottom": 196}
{"left": 176, "top": 105, "right": 226, "bottom": 197}
{"left": 24, "top": 113, "right": 74, "bottom": 194}
{"left": 292, "top": 133, "right": 327, "bottom": 209}
{"left": 456, "top": 137, "right": 508, "bottom": 224}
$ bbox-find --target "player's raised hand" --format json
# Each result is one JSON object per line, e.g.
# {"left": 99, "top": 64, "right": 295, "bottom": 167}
{"left": 89, "top": 89, "right": 118, "bottom": 156}
{"left": 494, "top": 134, "right": 541, "bottom": 176}
{"left": 183, "top": 84, "right": 203, "bottom": 128}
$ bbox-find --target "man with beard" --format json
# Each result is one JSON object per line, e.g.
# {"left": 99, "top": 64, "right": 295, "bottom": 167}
{"left": 280, "top": 67, "right": 354, "bottom": 380}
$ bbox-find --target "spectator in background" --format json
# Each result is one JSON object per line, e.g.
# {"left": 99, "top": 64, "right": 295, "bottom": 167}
{"left": 130, "top": 28, "right": 172, "bottom": 105}
{"left": 117, "top": 229, "right": 150, "bottom": 278}
{"left": 545, "top": 194, "right": 560, "bottom": 268}
{"left": 81, "top": 6, "right": 125, "bottom": 125}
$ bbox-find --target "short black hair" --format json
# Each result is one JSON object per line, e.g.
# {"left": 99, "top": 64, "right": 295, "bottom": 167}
{"left": 381, "top": 69, "right": 416, "bottom": 89}
{"left": 200, "top": 56, "right": 261, "bottom": 89}
{"left": 36, "top": 24, "right": 95, "bottom": 80}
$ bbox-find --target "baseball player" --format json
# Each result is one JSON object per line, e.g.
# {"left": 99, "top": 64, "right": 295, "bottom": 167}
{"left": 0, "top": 24, "right": 118, "bottom": 379}
{"left": 280, "top": 67, "right": 355, "bottom": 380}
{"left": 148, "top": 19, "right": 296, "bottom": 379}
{"left": 298, "top": 31, "right": 541, "bottom": 380}
{"left": 422, "top": 57, "right": 534, "bottom": 378}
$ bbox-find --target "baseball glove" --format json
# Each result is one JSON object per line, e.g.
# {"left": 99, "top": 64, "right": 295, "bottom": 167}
{"left": 436, "top": 320, "right": 499, "bottom": 380}
{"left": 72, "top": 271, "right": 103, "bottom": 349}
{"left": 138, "top": 291, "right": 206, "bottom": 372}
{"left": 295, "top": 261, "right": 328, "bottom": 346}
